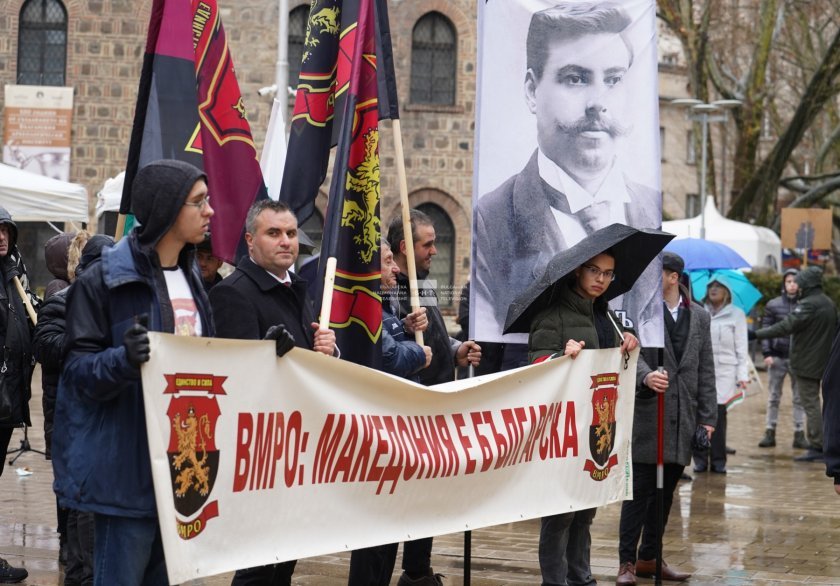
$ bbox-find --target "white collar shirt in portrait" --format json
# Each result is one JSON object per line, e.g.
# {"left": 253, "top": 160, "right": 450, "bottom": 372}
{"left": 538, "top": 149, "right": 631, "bottom": 246}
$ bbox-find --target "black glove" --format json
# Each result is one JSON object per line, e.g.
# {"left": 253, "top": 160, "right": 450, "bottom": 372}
{"left": 264, "top": 324, "right": 296, "bottom": 357}
{"left": 123, "top": 322, "right": 151, "bottom": 368}
{"left": 747, "top": 329, "right": 757, "bottom": 341}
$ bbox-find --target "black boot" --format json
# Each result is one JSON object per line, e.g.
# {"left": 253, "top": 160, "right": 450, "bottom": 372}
{"left": 793, "top": 431, "right": 809, "bottom": 449}
{"left": 0, "top": 558, "right": 27, "bottom": 583}
{"left": 758, "top": 428, "right": 776, "bottom": 448}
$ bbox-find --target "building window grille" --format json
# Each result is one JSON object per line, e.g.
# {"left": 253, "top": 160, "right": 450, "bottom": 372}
{"left": 410, "top": 12, "right": 457, "bottom": 106}
{"left": 17, "top": 0, "right": 67, "bottom": 86}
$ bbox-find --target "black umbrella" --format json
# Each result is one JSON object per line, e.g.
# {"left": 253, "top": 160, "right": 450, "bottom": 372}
{"left": 503, "top": 224, "right": 675, "bottom": 334}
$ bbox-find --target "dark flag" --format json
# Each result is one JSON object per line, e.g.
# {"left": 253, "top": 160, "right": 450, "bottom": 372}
{"left": 279, "top": 0, "right": 398, "bottom": 225}
{"left": 122, "top": 0, "right": 266, "bottom": 263}
{"left": 320, "top": 0, "right": 387, "bottom": 368}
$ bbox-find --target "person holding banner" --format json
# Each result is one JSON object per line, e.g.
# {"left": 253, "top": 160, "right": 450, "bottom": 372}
{"left": 473, "top": 1, "right": 661, "bottom": 345}
{"left": 0, "top": 206, "right": 36, "bottom": 583}
{"left": 209, "top": 199, "right": 333, "bottom": 586}
{"left": 616, "top": 252, "right": 716, "bottom": 585}
{"left": 347, "top": 238, "right": 431, "bottom": 586}
{"left": 386, "top": 209, "right": 481, "bottom": 586}
{"left": 528, "top": 249, "right": 637, "bottom": 586}
{"left": 52, "top": 160, "right": 215, "bottom": 585}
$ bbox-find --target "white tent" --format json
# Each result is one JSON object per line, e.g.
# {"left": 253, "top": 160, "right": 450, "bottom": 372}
{"left": 663, "top": 196, "right": 781, "bottom": 270}
{"left": 0, "top": 162, "right": 89, "bottom": 223}
{"left": 96, "top": 171, "right": 124, "bottom": 218}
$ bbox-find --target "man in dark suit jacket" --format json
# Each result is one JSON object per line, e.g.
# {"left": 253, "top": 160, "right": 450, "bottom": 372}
{"left": 209, "top": 199, "right": 336, "bottom": 586}
{"left": 472, "top": 2, "right": 662, "bottom": 346}
{"left": 616, "top": 252, "right": 716, "bottom": 585}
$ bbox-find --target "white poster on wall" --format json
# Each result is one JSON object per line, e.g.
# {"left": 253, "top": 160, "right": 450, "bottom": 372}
{"left": 3, "top": 84, "right": 74, "bottom": 182}
{"left": 471, "top": 0, "right": 663, "bottom": 346}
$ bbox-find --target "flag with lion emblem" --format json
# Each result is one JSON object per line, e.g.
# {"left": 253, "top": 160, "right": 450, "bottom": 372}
{"left": 319, "top": 0, "right": 389, "bottom": 368}
{"left": 279, "top": 0, "right": 397, "bottom": 226}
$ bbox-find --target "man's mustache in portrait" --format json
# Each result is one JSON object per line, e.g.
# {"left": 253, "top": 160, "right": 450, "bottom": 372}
{"left": 558, "top": 113, "right": 632, "bottom": 138}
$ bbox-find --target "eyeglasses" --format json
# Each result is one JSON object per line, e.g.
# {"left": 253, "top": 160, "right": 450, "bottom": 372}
{"left": 582, "top": 264, "right": 616, "bottom": 281}
{"left": 183, "top": 195, "right": 211, "bottom": 210}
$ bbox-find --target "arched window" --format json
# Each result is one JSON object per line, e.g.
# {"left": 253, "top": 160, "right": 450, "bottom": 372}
{"left": 288, "top": 5, "right": 309, "bottom": 91}
{"left": 17, "top": 0, "right": 68, "bottom": 86}
{"left": 416, "top": 203, "right": 455, "bottom": 307}
{"left": 410, "top": 12, "right": 457, "bottom": 106}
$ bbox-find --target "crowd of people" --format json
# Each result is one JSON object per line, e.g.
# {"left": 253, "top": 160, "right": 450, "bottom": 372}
{"left": 0, "top": 159, "right": 837, "bottom": 586}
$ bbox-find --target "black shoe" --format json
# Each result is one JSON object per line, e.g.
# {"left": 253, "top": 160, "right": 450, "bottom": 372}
{"left": 693, "top": 465, "right": 707, "bottom": 473}
{"left": 0, "top": 558, "right": 27, "bottom": 583}
{"left": 758, "top": 429, "right": 776, "bottom": 448}
{"left": 397, "top": 569, "right": 445, "bottom": 585}
{"left": 726, "top": 446, "right": 736, "bottom": 455}
{"left": 794, "top": 449, "right": 824, "bottom": 462}
{"left": 711, "top": 466, "right": 727, "bottom": 474}
{"left": 680, "top": 472, "right": 693, "bottom": 481}
{"left": 792, "top": 431, "right": 810, "bottom": 450}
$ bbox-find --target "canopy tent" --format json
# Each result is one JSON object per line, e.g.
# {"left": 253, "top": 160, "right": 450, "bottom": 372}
{"left": 0, "top": 162, "right": 89, "bottom": 223}
{"left": 663, "top": 196, "right": 781, "bottom": 270}
{"left": 96, "top": 171, "right": 124, "bottom": 218}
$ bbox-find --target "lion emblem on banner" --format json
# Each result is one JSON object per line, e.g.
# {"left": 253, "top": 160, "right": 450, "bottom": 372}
{"left": 584, "top": 374, "right": 620, "bottom": 481}
{"left": 172, "top": 406, "right": 213, "bottom": 497}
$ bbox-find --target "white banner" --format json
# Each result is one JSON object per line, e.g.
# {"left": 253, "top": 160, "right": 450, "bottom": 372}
{"left": 471, "top": 0, "right": 663, "bottom": 346}
{"left": 142, "top": 333, "right": 638, "bottom": 584}
{"left": 3, "top": 85, "right": 74, "bottom": 181}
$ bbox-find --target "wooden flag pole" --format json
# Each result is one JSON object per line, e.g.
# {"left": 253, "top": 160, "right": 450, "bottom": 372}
{"left": 114, "top": 214, "right": 127, "bottom": 243}
{"left": 13, "top": 276, "right": 37, "bottom": 325}
{"left": 392, "top": 119, "right": 423, "bottom": 345}
{"left": 318, "top": 256, "right": 338, "bottom": 331}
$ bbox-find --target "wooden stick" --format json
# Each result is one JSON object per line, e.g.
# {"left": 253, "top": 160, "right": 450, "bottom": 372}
{"left": 114, "top": 214, "right": 127, "bottom": 242}
{"left": 318, "top": 256, "right": 338, "bottom": 331}
{"left": 392, "top": 119, "right": 423, "bottom": 345}
{"left": 13, "top": 276, "right": 37, "bottom": 325}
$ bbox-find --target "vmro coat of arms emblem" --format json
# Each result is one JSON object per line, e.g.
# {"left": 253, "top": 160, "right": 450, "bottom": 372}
{"left": 584, "top": 372, "right": 620, "bottom": 481}
{"left": 163, "top": 372, "right": 227, "bottom": 539}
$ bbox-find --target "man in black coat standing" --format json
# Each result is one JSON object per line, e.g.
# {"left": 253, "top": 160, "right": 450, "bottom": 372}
{"left": 209, "top": 199, "right": 335, "bottom": 586}
{"left": 0, "top": 206, "right": 35, "bottom": 583}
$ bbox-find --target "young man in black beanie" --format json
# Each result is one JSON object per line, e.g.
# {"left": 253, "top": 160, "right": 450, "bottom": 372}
{"left": 52, "top": 160, "right": 215, "bottom": 585}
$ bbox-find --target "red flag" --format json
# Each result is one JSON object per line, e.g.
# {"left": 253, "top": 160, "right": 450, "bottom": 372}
{"left": 321, "top": 0, "right": 383, "bottom": 368}
{"left": 123, "top": 0, "right": 267, "bottom": 263}
{"left": 279, "top": 0, "right": 398, "bottom": 226}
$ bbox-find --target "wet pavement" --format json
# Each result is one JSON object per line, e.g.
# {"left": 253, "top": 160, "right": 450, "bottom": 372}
{"left": 2, "top": 367, "right": 840, "bottom": 585}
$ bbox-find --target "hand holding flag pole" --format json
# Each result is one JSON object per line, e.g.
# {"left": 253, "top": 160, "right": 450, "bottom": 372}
{"left": 318, "top": 256, "right": 338, "bottom": 331}
{"left": 393, "top": 119, "right": 423, "bottom": 345}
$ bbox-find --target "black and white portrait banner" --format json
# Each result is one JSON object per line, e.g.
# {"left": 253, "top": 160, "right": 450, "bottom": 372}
{"left": 471, "top": 0, "right": 663, "bottom": 346}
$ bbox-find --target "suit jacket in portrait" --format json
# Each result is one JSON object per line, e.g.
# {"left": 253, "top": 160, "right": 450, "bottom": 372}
{"left": 472, "top": 150, "right": 662, "bottom": 344}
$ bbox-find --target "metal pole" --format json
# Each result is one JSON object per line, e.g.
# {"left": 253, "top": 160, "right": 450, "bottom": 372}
{"left": 276, "top": 0, "right": 290, "bottom": 94}
{"left": 699, "top": 113, "right": 709, "bottom": 240}
{"left": 655, "top": 349, "right": 664, "bottom": 586}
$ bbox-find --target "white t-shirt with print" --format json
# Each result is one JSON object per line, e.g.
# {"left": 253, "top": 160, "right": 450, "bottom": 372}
{"left": 163, "top": 267, "right": 203, "bottom": 337}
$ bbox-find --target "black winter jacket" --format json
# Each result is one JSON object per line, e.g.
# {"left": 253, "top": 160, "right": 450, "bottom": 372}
{"left": 390, "top": 272, "right": 458, "bottom": 386}
{"left": 209, "top": 256, "right": 317, "bottom": 348}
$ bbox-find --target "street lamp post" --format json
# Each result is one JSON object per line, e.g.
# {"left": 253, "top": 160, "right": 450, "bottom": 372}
{"left": 671, "top": 98, "right": 741, "bottom": 239}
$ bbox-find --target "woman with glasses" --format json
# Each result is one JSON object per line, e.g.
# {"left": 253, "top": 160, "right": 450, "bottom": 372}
{"left": 528, "top": 249, "right": 638, "bottom": 586}
{"left": 692, "top": 279, "right": 749, "bottom": 474}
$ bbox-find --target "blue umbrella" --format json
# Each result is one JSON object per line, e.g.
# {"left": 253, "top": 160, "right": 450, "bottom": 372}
{"left": 664, "top": 238, "right": 750, "bottom": 271}
{"left": 689, "top": 269, "right": 763, "bottom": 314}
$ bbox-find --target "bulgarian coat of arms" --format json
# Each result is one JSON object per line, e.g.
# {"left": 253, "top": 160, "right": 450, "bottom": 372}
{"left": 164, "top": 372, "right": 227, "bottom": 539}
